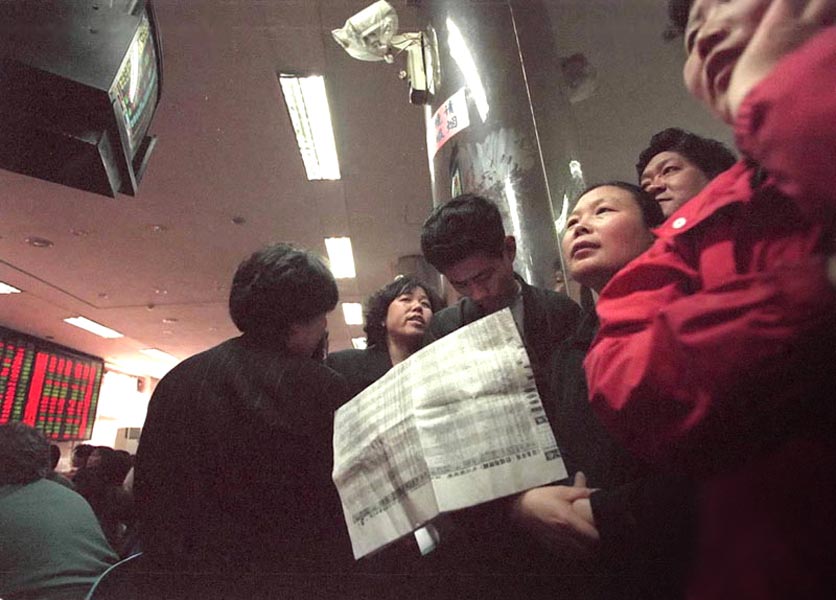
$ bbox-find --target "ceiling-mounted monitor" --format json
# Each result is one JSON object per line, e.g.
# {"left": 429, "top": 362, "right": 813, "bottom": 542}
{"left": 0, "top": 0, "right": 164, "bottom": 197}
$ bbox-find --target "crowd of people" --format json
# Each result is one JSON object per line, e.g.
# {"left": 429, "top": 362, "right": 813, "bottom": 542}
{"left": 2, "top": 1, "right": 834, "bottom": 598}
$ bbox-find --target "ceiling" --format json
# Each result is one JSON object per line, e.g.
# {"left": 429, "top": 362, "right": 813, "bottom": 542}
{"left": 0, "top": 0, "right": 731, "bottom": 379}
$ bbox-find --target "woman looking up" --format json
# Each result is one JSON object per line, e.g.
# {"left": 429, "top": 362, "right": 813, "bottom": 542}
{"left": 511, "top": 182, "right": 695, "bottom": 600}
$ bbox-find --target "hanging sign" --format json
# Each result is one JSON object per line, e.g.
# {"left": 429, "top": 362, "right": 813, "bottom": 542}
{"left": 431, "top": 87, "right": 470, "bottom": 158}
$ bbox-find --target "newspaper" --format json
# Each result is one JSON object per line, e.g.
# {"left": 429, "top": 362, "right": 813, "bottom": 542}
{"left": 332, "top": 308, "right": 566, "bottom": 559}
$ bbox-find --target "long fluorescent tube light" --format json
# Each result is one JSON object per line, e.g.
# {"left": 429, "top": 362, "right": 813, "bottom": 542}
{"left": 278, "top": 74, "right": 341, "bottom": 181}
{"left": 0, "top": 282, "right": 22, "bottom": 294}
{"left": 341, "top": 302, "right": 364, "bottom": 325}
{"left": 325, "top": 237, "right": 357, "bottom": 279}
{"left": 140, "top": 348, "right": 178, "bottom": 363}
{"left": 64, "top": 316, "right": 124, "bottom": 339}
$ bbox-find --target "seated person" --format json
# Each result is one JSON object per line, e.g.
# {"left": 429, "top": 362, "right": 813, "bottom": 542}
{"left": 46, "top": 443, "right": 75, "bottom": 490}
{"left": 74, "top": 446, "right": 133, "bottom": 553}
{"left": 134, "top": 244, "right": 352, "bottom": 587}
{"left": 0, "top": 422, "right": 117, "bottom": 600}
{"left": 67, "top": 443, "right": 94, "bottom": 480}
{"left": 512, "top": 182, "right": 694, "bottom": 599}
{"left": 585, "top": 2, "right": 836, "bottom": 597}
{"left": 326, "top": 274, "right": 444, "bottom": 398}
{"left": 636, "top": 127, "right": 736, "bottom": 217}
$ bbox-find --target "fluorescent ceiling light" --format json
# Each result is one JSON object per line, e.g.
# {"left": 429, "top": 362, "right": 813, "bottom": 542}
{"left": 341, "top": 302, "right": 364, "bottom": 325}
{"left": 325, "top": 237, "right": 357, "bottom": 279}
{"left": 0, "top": 282, "right": 22, "bottom": 294}
{"left": 64, "top": 316, "right": 124, "bottom": 339}
{"left": 278, "top": 74, "right": 341, "bottom": 181}
{"left": 140, "top": 348, "right": 178, "bottom": 363}
{"left": 351, "top": 337, "right": 368, "bottom": 350}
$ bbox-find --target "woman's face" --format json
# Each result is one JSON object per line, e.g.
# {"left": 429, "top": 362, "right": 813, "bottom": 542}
{"left": 682, "top": 0, "right": 770, "bottom": 122}
{"left": 385, "top": 287, "right": 433, "bottom": 345}
{"left": 563, "top": 186, "right": 655, "bottom": 292}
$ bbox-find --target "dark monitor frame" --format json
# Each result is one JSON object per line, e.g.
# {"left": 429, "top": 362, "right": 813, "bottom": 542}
{"left": 0, "top": 0, "right": 164, "bottom": 197}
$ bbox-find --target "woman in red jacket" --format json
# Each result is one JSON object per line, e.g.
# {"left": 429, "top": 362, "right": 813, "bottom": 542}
{"left": 585, "top": 2, "right": 836, "bottom": 598}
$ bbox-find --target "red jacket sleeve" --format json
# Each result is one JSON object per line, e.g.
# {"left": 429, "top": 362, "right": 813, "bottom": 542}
{"left": 585, "top": 252, "right": 835, "bottom": 469}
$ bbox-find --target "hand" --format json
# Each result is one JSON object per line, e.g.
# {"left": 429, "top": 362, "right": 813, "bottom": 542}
{"left": 727, "top": 0, "right": 836, "bottom": 120}
{"left": 510, "top": 472, "right": 600, "bottom": 557}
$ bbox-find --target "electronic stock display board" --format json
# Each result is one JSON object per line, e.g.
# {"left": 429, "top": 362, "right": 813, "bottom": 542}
{"left": 0, "top": 327, "right": 104, "bottom": 440}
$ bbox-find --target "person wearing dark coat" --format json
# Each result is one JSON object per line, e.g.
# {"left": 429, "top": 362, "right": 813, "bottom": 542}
{"left": 134, "top": 244, "right": 352, "bottom": 597}
{"left": 326, "top": 276, "right": 445, "bottom": 588}
{"left": 326, "top": 275, "right": 445, "bottom": 399}
{"left": 415, "top": 194, "right": 582, "bottom": 596}
{"left": 421, "top": 194, "right": 581, "bottom": 405}
{"left": 512, "top": 182, "right": 696, "bottom": 599}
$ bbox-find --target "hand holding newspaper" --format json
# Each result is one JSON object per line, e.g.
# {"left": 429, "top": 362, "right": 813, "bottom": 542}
{"left": 332, "top": 308, "right": 566, "bottom": 559}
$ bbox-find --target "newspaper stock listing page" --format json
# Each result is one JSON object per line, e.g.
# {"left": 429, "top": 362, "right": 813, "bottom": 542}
{"left": 332, "top": 309, "right": 566, "bottom": 559}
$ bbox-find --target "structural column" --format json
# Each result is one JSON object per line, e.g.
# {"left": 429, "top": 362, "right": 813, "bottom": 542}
{"left": 418, "top": 0, "right": 585, "bottom": 291}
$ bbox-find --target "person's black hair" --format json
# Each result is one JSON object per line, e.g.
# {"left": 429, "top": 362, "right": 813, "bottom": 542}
{"left": 229, "top": 243, "right": 338, "bottom": 341}
{"left": 667, "top": 0, "right": 692, "bottom": 37}
{"left": 73, "top": 444, "right": 94, "bottom": 457}
{"left": 363, "top": 276, "right": 446, "bottom": 348}
{"left": 0, "top": 422, "right": 50, "bottom": 485}
{"left": 421, "top": 194, "right": 506, "bottom": 273}
{"left": 87, "top": 447, "right": 131, "bottom": 486}
{"left": 636, "top": 128, "right": 736, "bottom": 181}
{"left": 72, "top": 443, "right": 94, "bottom": 467}
{"left": 577, "top": 181, "right": 666, "bottom": 229}
{"left": 113, "top": 450, "right": 133, "bottom": 482}
{"left": 49, "top": 444, "right": 61, "bottom": 470}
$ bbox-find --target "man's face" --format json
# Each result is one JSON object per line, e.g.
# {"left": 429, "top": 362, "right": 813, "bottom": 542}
{"left": 682, "top": 0, "right": 770, "bottom": 122}
{"left": 443, "top": 238, "right": 518, "bottom": 314}
{"left": 640, "top": 150, "right": 711, "bottom": 217}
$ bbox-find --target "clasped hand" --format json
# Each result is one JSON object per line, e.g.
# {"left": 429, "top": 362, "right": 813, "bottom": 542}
{"left": 509, "top": 472, "right": 600, "bottom": 557}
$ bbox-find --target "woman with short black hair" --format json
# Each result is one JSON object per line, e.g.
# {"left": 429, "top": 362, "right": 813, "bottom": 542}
{"left": 135, "top": 243, "right": 352, "bottom": 591}
{"left": 327, "top": 275, "right": 444, "bottom": 398}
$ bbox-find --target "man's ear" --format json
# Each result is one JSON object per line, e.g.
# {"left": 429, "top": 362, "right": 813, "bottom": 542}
{"left": 503, "top": 236, "right": 517, "bottom": 262}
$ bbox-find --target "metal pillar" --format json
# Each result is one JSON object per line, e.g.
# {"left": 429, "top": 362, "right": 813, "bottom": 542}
{"left": 418, "top": 0, "right": 585, "bottom": 291}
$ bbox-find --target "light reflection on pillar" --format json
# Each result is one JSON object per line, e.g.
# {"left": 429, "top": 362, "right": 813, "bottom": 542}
{"left": 424, "top": 104, "right": 437, "bottom": 192}
{"left": 554, "top": 193, "right": 569, "bottom": 235}
{"left": 569, "top": 160, "right": 584, "bottom": 183}
{"left": 504, "top": 175, "right": 534, "bottom": 283}
{"left": 446, "top": 18, "right": 489, "bottom": 123}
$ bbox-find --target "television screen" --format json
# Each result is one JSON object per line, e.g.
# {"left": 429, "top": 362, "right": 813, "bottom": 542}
{"left": 0, "top": 0, "right": 163, "bottom": 197}
{"left": 0, "top": 328, "right": 104, "bottom": 441}
{"left": 112, "top": 10, "right": 160, "bottom": 159}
